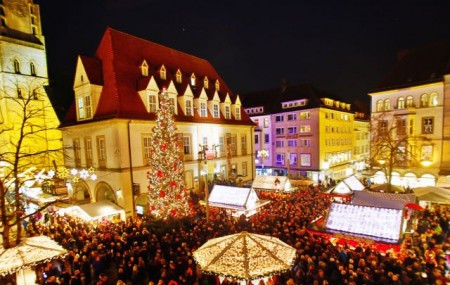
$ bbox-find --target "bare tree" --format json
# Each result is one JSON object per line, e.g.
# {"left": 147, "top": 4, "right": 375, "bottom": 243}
{"left": 0, "top": 77, "right": 65, "bottom": 248}
{"left": 370, "top": 113, "right": 427, "bottom": 192}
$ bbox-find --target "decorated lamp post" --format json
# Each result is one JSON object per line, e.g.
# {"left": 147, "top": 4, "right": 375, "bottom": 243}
{"left": 257, "top": 149, "right": 269, "bottom": 169}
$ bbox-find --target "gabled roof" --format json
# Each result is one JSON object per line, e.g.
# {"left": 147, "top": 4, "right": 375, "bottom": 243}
{"left": 240, "top": 83, "right": 346, "bottom": 114}
{"left": 352, "top": 191, "right": 416, "bottom": 210}
{"left": 372, "top": 40, "right": 450, "bottom": 92}
{"left": 208, "top": 185, "right": 262, "bottom": 210}
{"left": 62, "top": 27, "right": 254, "bottom": 126}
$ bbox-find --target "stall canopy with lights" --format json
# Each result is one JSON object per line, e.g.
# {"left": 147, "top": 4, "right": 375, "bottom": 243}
{"left": 193, "top": 231, "right": 296, "bottom": 281}
{"left": 208, "top": 185, "right": 270, "bottom": 217}
{"left": 59, "top": 200, "right": 125, "bottom": 222}
{"left": 251, "top": 176, "right": 297, "bottom": 192}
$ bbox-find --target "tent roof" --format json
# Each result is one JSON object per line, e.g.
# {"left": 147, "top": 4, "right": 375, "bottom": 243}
{"left": 352, "top": 191, "right": 416, "bottom": 209}
{"left": 65, "top": 200, "right": 125, "bottom": 221}
{"left": 251, "top": 175, "right": 295, "bottom": 191}
{"left": 208, "top": 185, "right": 269, "bottom": 210}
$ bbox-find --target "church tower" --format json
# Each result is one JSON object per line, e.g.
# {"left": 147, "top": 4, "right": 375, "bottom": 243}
{"left": 0, "top": 0, "right": 63, "bottom": 171}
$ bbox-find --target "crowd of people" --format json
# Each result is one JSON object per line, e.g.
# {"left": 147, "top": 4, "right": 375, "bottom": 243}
{"left": 2, "top": 185, "right": 449, "bottom": 285}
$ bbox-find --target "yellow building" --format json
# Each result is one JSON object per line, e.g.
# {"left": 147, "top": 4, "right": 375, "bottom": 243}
{"left": 59, "top": 28, "right": 256, "bottom": 217}
{"left": 0, "top": 0, "right": 63, "bottom": 173}
{"left": 368, "top": 41, "right": 450, "bottom": 188}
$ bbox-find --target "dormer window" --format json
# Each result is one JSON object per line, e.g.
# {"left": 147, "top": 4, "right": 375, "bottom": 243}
{"left": 176, "top": 69, "right": 182, "bottom": 83}
{"left": 225, "top": 105, "right": 231, "bottom": 119}
{"left": 160, "top": 65, "right": 166, "bottom": 80}
{"left": 190, "top": 74, "right": 196, "bottom": 86}
{"left": 148, "top": 94, "right": 157, "bottom": 112}
{"left": 14, "top": 59, "right": 20, "bottom": 74}
{"left": 186, "top": 99, "right": 193, "bottom": 116}
{"left": 140, "top": 60, "right": 149, "bottom": 76}
{"left": 30, "top": 62, "right": 36, "bottom": 76}
{"left": 213, "top": 103, "right": 219, "bottom": 118}
{"left": 200, "top": 102, "right": 207, "bottom": 117}
{"left": 235, "top": 106, "right": 241, "bottom": 120}
{"left": 203, "top": 77, "right": 209, "bottom": 89}
{"left": 215, "top": 80, "right": 220, "bottom": 91}
{"left": 77, "top": 95, "right": 92, "bottom": 120}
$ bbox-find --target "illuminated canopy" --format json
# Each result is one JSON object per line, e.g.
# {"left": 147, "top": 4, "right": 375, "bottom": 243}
{"left": 193, "top": 231, "right": 296, "bottom": 280}
{"left": 0, "top": 236, "right": 67, "bottom": 276}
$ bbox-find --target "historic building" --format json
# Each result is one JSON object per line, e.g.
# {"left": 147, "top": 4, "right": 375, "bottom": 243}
{"left": 368, "top": 41, "right": 450, "bottom": 188}
{"left": 242, "top": 83, "right": 370, "bottom": 183}
{"left": 0, "top": 0, "right": 63, "bottom": 172}
{"left": 60, "top": 27, "right": 256, "bottom": 216}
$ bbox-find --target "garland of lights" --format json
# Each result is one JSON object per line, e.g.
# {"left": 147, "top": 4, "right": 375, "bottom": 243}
{"left": 147, "top": 88, "right": 191, "bottom": 219}
{"left": 193, "top": 231, "right": 296, "bottom": 281}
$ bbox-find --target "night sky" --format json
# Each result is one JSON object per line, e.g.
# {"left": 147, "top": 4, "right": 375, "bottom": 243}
{"left": 35, "top": 0, "right": 450, "bottom": 115}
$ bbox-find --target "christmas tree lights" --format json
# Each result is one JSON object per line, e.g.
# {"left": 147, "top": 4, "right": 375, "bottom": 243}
{"left": 147, "top": 88, "right": 191, "bottom": 219}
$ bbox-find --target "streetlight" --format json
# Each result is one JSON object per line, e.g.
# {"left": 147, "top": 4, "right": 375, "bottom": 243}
{"left": 198, "top": 145, "right": 210, "bottom": 222}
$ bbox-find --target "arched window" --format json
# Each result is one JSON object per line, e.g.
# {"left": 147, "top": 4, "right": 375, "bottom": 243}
{"left": 376, "top": 100, "right": 383, "bottom": 112}
{"left": 30, "top": 62, "right": 36, "bottom": 76}
{"left": 397, "top": 97, "right": 405, "bottom": 109}
{"left": 159, "top": 66, "right": 166, "bottom": 80}
{"left": 190, "top": 73, "right": 196, "bottom": 86}
{"left": 384, "top": 99, "right": 390, "bottom": 111}
{"left": 406, "top": 96, "right": 414, "bottom": 108}
{"left": 14, "top": 60, "right": 21, "bottom": 73}
{"left": 420, "top": 94, "right": 429, "bottom": 107}
{"left": 176, "top": 69, "right": 182, "bottom": 83}
{"left": 430, "top": 93, "right": 438, "bottom": 106}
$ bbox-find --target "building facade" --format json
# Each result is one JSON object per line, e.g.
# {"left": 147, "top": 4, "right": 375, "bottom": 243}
{"left": 0, "top": 0, "right": 63, "bottom": 173}
{"left": 60, "top": 28, "right": 256, "bottom": 217}
{"left": 243, "top": 84, "right": 370, "bottom": 183}
{"left": 368, "top": 41, "right": 450, "bottom": 188}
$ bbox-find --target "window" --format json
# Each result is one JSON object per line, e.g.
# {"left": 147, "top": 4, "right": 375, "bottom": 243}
{"left": 230, "top": 135, "right": 237, "bottom": 156}
{"left": 149, "top": 94, "right": 157, "bottom": 113}
{"left": 376, "top": 100, "right": 383, "bottom": 112}
{"left": 186, "top": 99, "right": 193, "bottom": 116}
{"left": 289, "top": 153, "right": 297, "bottom": 166}
{"left": 397, "top": 119, "right": 406, "bottom": 135}
{"left": 264, "top": 134, "right": 270, "bottom": 143}
{"left": 409, "top": 119, "right": 414, "bottom": 135}
{"left": 422, "top": 117, "right": 434, "bottom": 134}
{"left": 183, "top": 136, "right": 191, "bottom": 155}
{"left": 397, "top": 97, "right": 405, "bottom": 109}
{"left": 200, "top": 102, "right": 207, "bottom": 117}
{"left": 84, "top": 138, "right": 93, "bottom": 167}
{"left": 287, "top": 139, "right": 297, "bottom": 147}
{"left": 30, "top": 62, "right": 36, "bottom": 76}
{"left": 275, "top": 153, "right": 285, "bottom": 166}
{"left": 73, "top": 139, "right": 81, "bottom": 167}
{"left": 300, "top": 125, "right": 311, "bottom": 133}
{"left": 300, "top": 153, "right": 311, "bottom": 166}
{"left": 169, "top": 97, "right": 176, "bottom": 114}
{"left": 242, "top": 162, "right": 247, "bottom": 176}
{"left": 420, "top": 94, "right": 429, "bottom": 107}
{"left": 190, "top": 74, "right": 196, "bottom": 86}
{"left": 384, "top": 99, "right": 390, "bottom": 111}
{"left": 140, "top": 61, "right": 148, "bottom": 76}
{"left": 203, "top": 77, "right": 209, "bottom": 89}
{"left": 85, "top": 95, "right": 92, "bottom": 118}
{"left": 160, "top": 66, "right": 166, "bottom": 79}
{"left": 275, "top": 115, "right": 284, "bottom": 122}
{"left": 97, "top": 136, "right": 106, "bottom": 168}
{"left": 225, "top": 106, "right": 231, "bottom": 119}
{"left": 14, "top": 59, "right": 20, "bottom": 73}
{"left": 254, "top": 134, "right": 259, "bottom": 144}
{"left": 235, "top": 107, "right": 241, "bottom": 120}
{"left": 241, "top": 135, "right": 247, "bottom": 155}
{"left": 143, "top": 135, "right": 152, "bottom": 165}
{"left": 300, "top": 112, "right": 311, "bottom": 120}
{"left": 300, "top": 139, "right": 311, "bottom": 147}
{"left": 430, "top": 93, "right": 438, "bottom": 106}
{"left": 421, "top": 145, "right": 433, "bottom": 161}
{"left": 219, "top": 136, "right": 225, "bottom": 153}
{"left": 406, "top": 96, "right": 414, "bottom": 108}
{"left": 215, "top": 80, "right": 220, "bottom": 91}
{"left": 264, "top": 118, "right": 269, "bottom": 128}
{"left": 17, "top": 88, "right": 23, "bottom": 99}
{"left": 379, "top": 120, "right": 388, "bottom": 134}
{"left": 287, "top": 113, "right": 297, "bottom": 121}
{"left": 275, "top": 128, "right": 284, "bottom": 135}
{"left": 275, "top": 140, "right": 284, "bottom": 148}
{"left": 213, "top": 104, "right": 219, "bottom": 118}
{"left": 287, "top": 127, "right": 297, "bottom": 134}
{"left": 176, "top": 70, "right": 182, "bottom": 83}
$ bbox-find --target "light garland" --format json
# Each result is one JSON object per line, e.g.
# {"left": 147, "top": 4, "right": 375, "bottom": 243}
{"left": 0, "top": 236, "right": 67, "bottom": 276}
{"left": 147, "top": 89, "right": 191, "bottom": 219}
{"left": 193, "top": 231, "right": 296, "bottom": 280}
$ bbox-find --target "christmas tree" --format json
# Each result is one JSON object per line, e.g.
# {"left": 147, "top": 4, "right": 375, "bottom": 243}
{"left": 147, "top": 88, "right": 191, "bottom": 219}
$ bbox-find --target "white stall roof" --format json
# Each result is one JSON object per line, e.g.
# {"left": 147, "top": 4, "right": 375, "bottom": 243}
{"left": 251, "top": 176, "right": 296, "bottom": 192}
{"left": 208, "top": 185, "right": 270, "bottom": 210}
{"left": 64, "top": 200, "right": 125, "bottom": 221}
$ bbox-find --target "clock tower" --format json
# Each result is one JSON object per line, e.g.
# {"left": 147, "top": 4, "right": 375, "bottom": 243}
{"left": 0, "top": 0, "right": 63, "bottom": 170}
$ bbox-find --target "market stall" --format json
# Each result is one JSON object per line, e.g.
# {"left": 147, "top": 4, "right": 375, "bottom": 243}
{"left": 59, "top": 200, "right": 125, "bottom": 222}
{"left": 251, "top": 175, "right": 297, "bottom": 193}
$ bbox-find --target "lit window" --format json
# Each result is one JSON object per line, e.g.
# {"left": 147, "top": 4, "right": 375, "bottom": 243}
{"left": 376, "top": 100, "right": 383, "bottom": 112}
{"left": 160, "top": 66, "right": 166, "bottom": 80}
{"left": 215, "top": 79, "right": 220, "bottom": 91}
{"left": 149, "top": 94, "right": 157, "bottom": 113}
{"left": 140, "top": 61, "right": 148, "bottom": 76}
{"left": 183, "top": 136, "right": 191, "bottom": 155}
{"left": 190, "top": 74, "right": 196, "bottom": 86}
{"left": 85, "top": 95, "right": 92, "bottom": 118}
{"left": 300, "top": 139, "right": 311, "bottom": 147}
{"left": 430, "top": 93, "right": 438, "bottom": 106}
{"left": 143, "top": 135, "right": 152, "bottom": 165}
{"left": 13, "top": 59, "right": 20, "bottom": 73}
{"left": 421, "top": 145, "right": 433, "bottom": 161}
{"left": 200, "top": 102, "right": 207, "bottom": 117}
{"left": 397, "top": 119, "right": 406, "bottom": 135}
{"left": 300, "top": 112, "right": 310, "bottom": 119}
{"left": 242, "top": 162, "right": 247, "bottom": 176}
{"left": 235, "top": 107, "right": 241, "bottom": 120}
{"left": 406, "top": 96, "right": 414, "bottom": 108}
{"left": 384, "top": 99, "right": 390, "bottom": 111}
{"left": 230, "top": 135, "right": 237, "bottom": 155}
{"left": 213, "top": 104, "right": 219, "bottom": 118}
{"left": 97, "top": 136, "right": 106, "bottom": 168}
{"left": 203, "top": 77, "right": 209, "bottom": 89}
{"left": 225, "top": 106, "right": 231, "bottom": 119}
{"left": 186, "top": 99, "right": 193, "bottom": 116}
{"left": 176, "top": 70, "right": 182, "bottom": 83}
{"left": 300, "top": 125, "right": 311, "bottom": 133}
{"left": 422, "top": 117, "right": 434, "bottom": 134}
{"left": 300, "top": 153, "right": 311, "bottom": 166}
{"left": 289, "top": 153, "right": 297, "bottom": 166}
{"left": 420, "top": 94, "right": 429, "bottom": 107}
{"left": 397, "top": 97, "right": 405, "bottom": 109}
{"left": 169, "top": 97, "right": 176, "bottom": 114}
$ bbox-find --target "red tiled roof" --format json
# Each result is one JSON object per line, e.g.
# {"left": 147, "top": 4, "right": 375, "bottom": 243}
{"left": 62, "top": 27, "right": 254, "bottom": 126}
